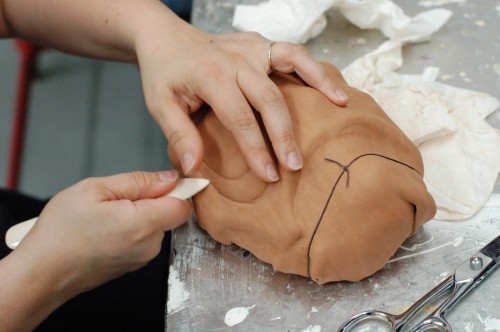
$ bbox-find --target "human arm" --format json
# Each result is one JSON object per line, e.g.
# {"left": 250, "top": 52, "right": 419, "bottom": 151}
{"left": 0, "top": 0, "right": 348, "bottom": 183}
{"left": 0, "top": 170, "right": 191, "bottom": 331}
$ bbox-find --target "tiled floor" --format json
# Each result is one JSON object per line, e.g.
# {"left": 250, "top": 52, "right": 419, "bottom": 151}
{"left": 0, "top": 40, "right": 170, "bottom": 199}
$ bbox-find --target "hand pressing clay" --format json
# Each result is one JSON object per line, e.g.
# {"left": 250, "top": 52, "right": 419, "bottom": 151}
{"left": 169, "top": 63, "right": 436, "bottom": 284}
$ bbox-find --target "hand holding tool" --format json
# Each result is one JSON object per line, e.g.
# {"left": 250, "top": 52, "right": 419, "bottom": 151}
{"left": 5, "top": 178, "right": 209, "bottom": 250}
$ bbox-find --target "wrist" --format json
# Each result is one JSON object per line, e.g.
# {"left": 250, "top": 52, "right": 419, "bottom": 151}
{"left": 133, "top": 5, "right": 211, "bottom": 65}
{"left": 0, "top": 248, "right": 74, "bottom": 331}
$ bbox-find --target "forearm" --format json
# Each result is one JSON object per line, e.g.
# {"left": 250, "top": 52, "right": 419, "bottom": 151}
{"left": 0, "top": 251, "right": 70, "bottom": 331}
{"left": 1, "top": 0, "right": 189, "bottom": 62}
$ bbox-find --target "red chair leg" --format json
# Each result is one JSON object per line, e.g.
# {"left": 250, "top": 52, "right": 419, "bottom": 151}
{"left": 6, "top": 40, "right": 41, "bottom": 190}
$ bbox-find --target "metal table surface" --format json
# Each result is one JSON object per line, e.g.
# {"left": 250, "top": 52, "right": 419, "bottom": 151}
{"left": 166, "top": 1, "right": 500, "bottom": 331}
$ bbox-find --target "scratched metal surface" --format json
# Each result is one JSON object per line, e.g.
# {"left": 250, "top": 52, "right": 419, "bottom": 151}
{"left": 167, "top": 1, "right": 500, "bottom": 331}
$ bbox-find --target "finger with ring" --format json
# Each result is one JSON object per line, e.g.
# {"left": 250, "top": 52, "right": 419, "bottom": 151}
{"left": 268, "top": 41, "right": 277, "bottom": 73}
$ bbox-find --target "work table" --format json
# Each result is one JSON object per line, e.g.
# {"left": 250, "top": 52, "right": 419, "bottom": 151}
{"left": 166, "top": 1, "right": 500, "bottom": 330}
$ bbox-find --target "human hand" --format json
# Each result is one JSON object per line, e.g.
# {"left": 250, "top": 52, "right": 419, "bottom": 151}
{"left": 135, "top": 14, "right": 348, "bottom": 183}
{"left": 14, "top": 170, "right": 191, "bottom": 298}
{"left": 3, "top": 0, "right": 346, "bottom": 182}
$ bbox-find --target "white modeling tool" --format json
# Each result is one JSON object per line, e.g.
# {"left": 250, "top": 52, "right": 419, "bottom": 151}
{"left": 5, "top": 178, "right": 210, "bottom": 250}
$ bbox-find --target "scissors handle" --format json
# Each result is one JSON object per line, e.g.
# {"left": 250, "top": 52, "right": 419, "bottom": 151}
{"left": 410, "top": 317, "right": 451, "bottom": 332}
{"left": 394, "top": 275, "right": 453, "bottom": 330}
{"left": 338, "top": 236, "right": 500, "bottom": 332}
{"left": 411, "top": 235, "right": 500, "bottom": 331}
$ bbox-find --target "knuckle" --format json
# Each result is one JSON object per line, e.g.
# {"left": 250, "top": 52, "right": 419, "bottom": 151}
{"left": 167, "top": 129, "right": 189, "bottom": 148}
{"left": 316, "top": 70, "right": 331, "bottom": 89}
{"left": 287, "top": 43, "right": 309, "bottom": 59}
{"left": 236, "top": 31, "right": 264, "bottom": 43}
{"left": 142, "top": 88, "right": 168, "bottom": 118}
{"left": 278, "top": 131, "right": 295, "bottom": 146}
{"left": 232, "top": 110, "right": 257, "bottom": 131}
{"left": 245, "top": 142, "right": 269, "bottom": 159}
{"left": 129, "top": 219, "right": 152, "bottom": 243}
{"left": 78, "top": 176, "right": 101, "bottom": 191}
{"left": 143, "top": 92, "right": 160, "bottom": 114}
{"left": 228, "top": 52, "right": 246, "bottom": 66}
{"left": 246, "top": 31, "right": 264, "bottom": 40}
{"left": 197, "top": 61, "right": 225, "bottom": 81}
{"left": 260, "top": 88, "right": 284, "bottom": 107}
{"left": 146, "top": 101, "right": 163, "bottom": 119}
{"left": 130, "top": 171, "right": 151, "bottom": 188}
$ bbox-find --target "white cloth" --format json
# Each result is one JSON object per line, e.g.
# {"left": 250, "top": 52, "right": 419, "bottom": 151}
{"left": 233, "top": 0, "right": 333, "bottom": 43}
{"left": 339, "top": 1, "right": 451, "bottom": 43}
{"left": 233, "top": 0, "right": 451, "bottom": 44}
{"left": 232, "top": 0, "right": 500, "bottom": 220}
{"left": 342, "top": 41, "right": 500, "bottom": 220}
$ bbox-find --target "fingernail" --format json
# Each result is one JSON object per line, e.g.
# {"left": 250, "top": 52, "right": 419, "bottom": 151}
{"left": 266, "top": 163, "right": 279, "bottom": 182}
{"left": 159, "top": 170, "right": 179, "bottom": 182}
{"left": 335, "top": 87, "right": 348, "bottom": 101}
{"left": 287, "top": 151, "right": 303, "bottom": 170}
{"left": 182, "top": 152, "right": 195, "bottom": 175}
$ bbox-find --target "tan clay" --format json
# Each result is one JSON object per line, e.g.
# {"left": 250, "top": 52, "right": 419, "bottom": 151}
{"left": 169, "top": 63, "right": 437, "bottom": 284}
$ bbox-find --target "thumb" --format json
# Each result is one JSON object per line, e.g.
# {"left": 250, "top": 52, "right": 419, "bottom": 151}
{"left": 135, "top": 194, "right": 193, "bottom": 232}
{"left": 95, "top": 170, "right": 180, "bottom": 202}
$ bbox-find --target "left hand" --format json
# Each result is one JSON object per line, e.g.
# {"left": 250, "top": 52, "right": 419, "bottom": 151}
{"left": 15, "top": 170, "right": 191, "bottom": 297}
{"left": 1, "top": 0, "right": 347, "bottom": 183}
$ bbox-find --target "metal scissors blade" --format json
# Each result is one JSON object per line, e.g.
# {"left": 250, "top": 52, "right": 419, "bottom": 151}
{"left": 410, "top": 234, "right": 499, "bottom": 331}
{"left": 338, "top": 234, "right": 500, "bottom": 332}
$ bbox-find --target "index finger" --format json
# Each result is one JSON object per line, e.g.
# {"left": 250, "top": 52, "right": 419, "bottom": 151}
{"left": 195, "top": 71, "right": 279, "bottom": 183}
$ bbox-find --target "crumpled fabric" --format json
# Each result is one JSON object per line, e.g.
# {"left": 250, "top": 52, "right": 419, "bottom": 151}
{"left": 233, "top": 0, "right": 331, "bottom": 43}
{"left": 343, "top": 41, "right": 500, "bottom": 220}
{"left": 233, "top": 0, "right": 451, "bottom": 44}
{"left": 232, "top": 0, "right": 500, "bottom": 220}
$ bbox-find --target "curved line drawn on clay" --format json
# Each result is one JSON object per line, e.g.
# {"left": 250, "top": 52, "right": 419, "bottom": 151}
{"left": 306, "top": 153, "right": 422, "bottom": 282}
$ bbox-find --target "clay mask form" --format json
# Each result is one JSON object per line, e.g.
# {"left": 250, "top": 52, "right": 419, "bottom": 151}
{"left": 169, "top": 63, "right": 437, "bottom": 284}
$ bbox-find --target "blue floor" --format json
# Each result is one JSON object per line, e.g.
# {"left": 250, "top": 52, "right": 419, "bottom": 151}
{"left": 0, "top": 40, "right": 171, "bottom": 198}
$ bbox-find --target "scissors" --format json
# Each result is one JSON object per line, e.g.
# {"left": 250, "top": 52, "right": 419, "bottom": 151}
{"left": 338, "top": 234, "right": 500, "bottom": 332}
